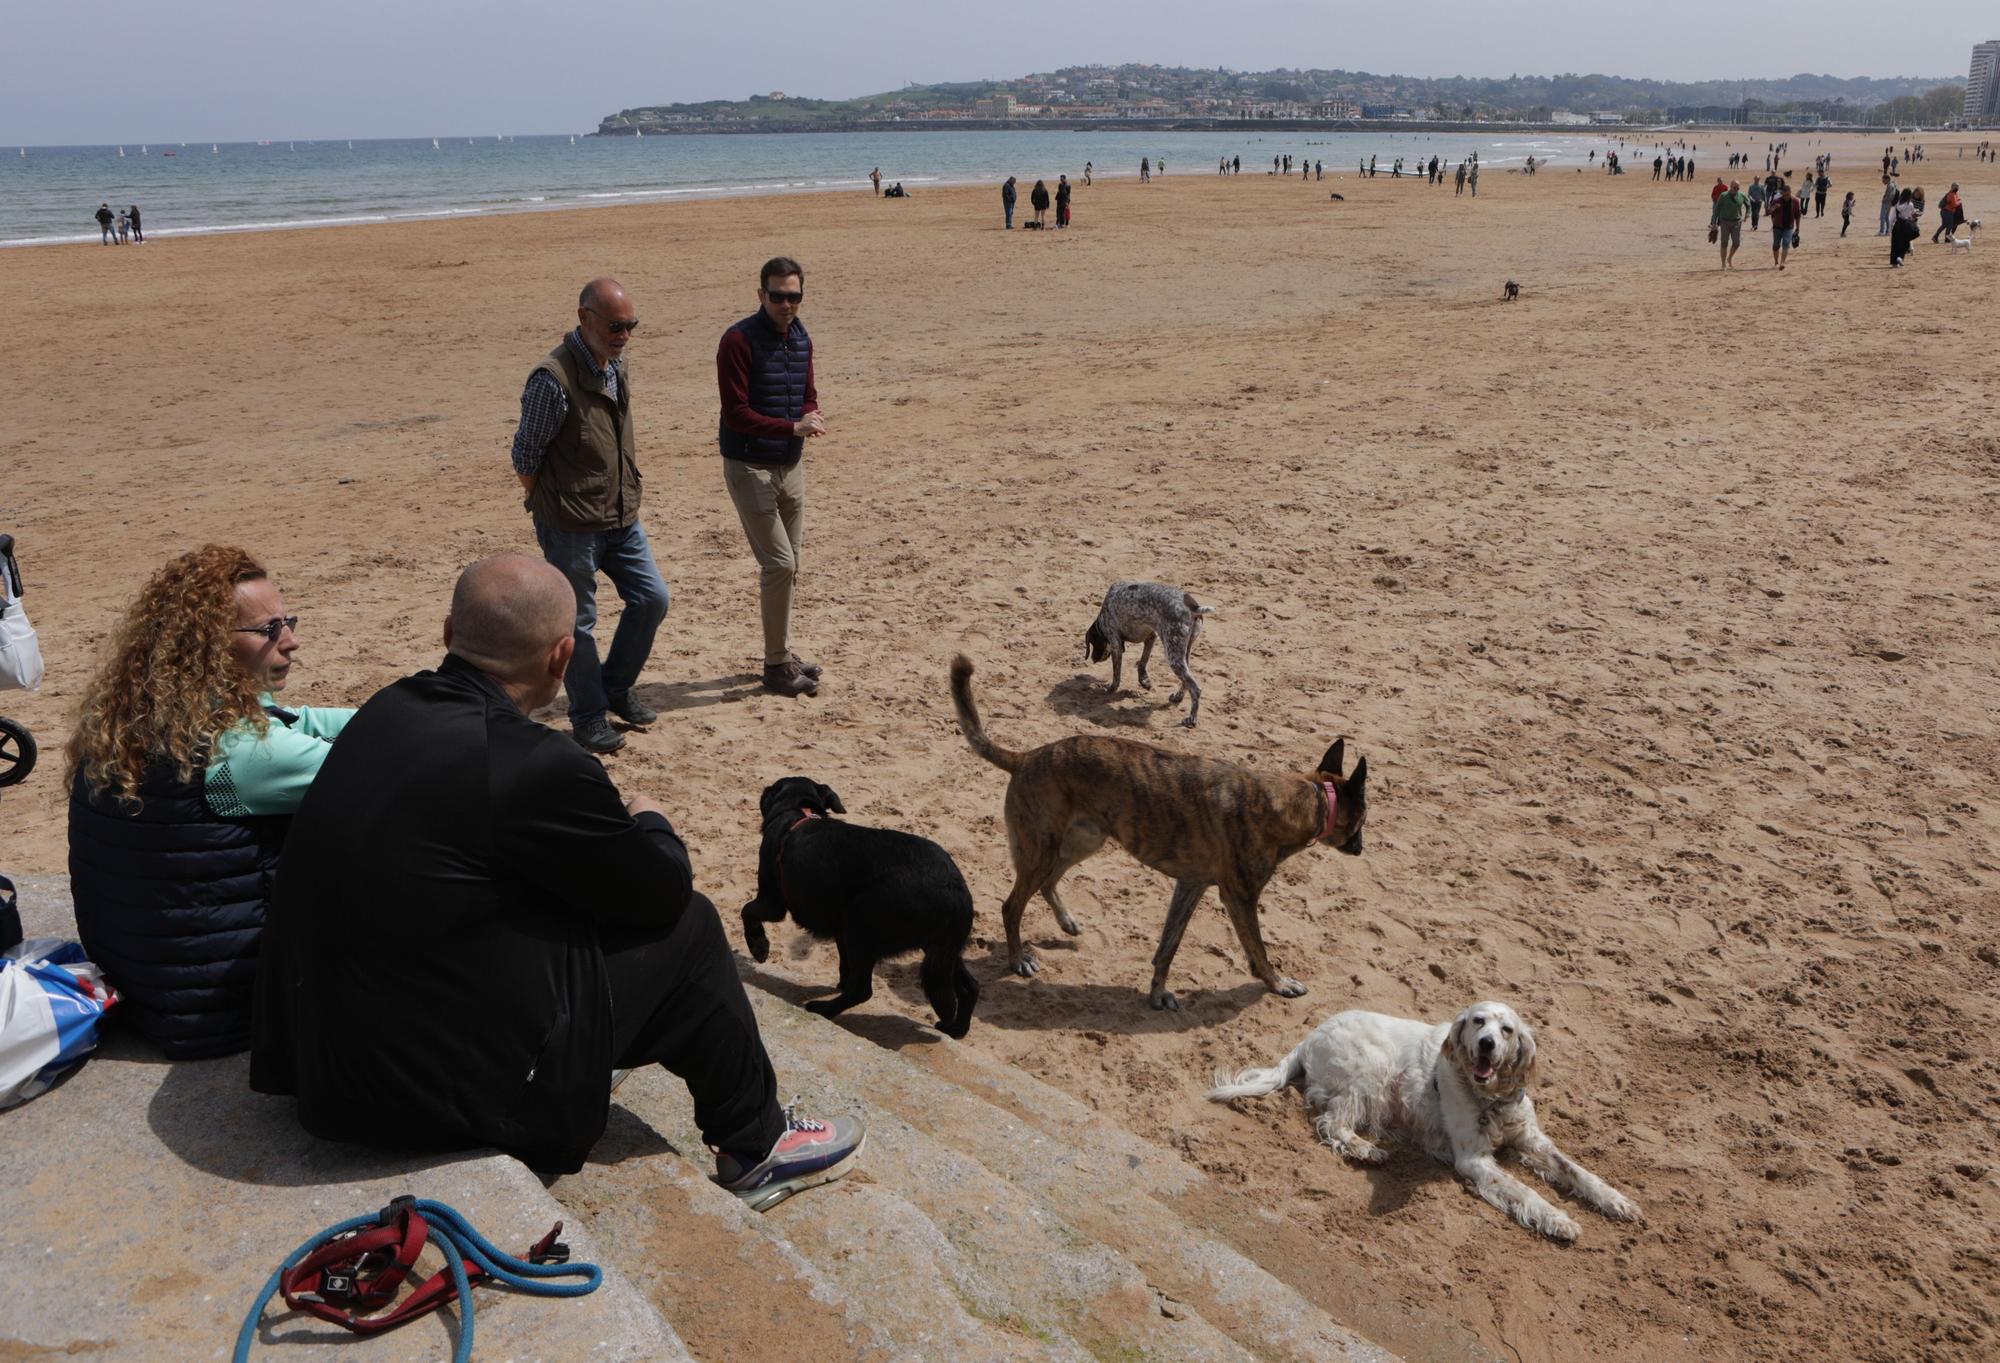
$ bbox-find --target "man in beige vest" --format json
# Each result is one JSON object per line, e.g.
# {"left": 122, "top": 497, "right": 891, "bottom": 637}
{"left": 510, "top": 278, "right": 670, "bottom": 754}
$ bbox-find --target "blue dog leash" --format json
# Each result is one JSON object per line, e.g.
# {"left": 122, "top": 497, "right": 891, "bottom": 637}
{"left": 233, "top": 1196, "right": 601, "bottom": 1363}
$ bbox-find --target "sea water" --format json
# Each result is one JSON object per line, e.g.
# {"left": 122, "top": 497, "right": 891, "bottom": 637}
{"left": 2, "top": 128, "right": 1641, "bottom": 247}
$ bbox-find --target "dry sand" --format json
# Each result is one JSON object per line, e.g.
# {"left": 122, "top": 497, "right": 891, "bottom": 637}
{"left": 2, "top": 132, "right": 1997, "bottom": 1363}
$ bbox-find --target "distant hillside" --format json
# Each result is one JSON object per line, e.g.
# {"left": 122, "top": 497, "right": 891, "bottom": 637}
{"left": 600, "top": 64, "right": 1965, "bottom": 133}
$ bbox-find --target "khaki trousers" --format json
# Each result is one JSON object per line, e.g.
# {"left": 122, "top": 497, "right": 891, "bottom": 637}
{"left": 722, "top": 457, "right": 804, "bottom": 665}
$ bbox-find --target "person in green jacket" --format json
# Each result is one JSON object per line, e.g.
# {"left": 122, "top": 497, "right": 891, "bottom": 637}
{"left": 1710, "top": 181, "right": 1751, "bottom": 271}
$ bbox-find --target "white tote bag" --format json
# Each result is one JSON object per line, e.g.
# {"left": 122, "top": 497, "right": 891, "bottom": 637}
{"left": 0, "top": 562, "right": 41, "bottom": 692}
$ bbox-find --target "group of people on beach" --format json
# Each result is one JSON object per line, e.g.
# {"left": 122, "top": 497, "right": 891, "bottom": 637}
{"left": 1707, "top": 151, "right": 1972, "bottom": 272}
{"left": 61, "top": 263, "right": 870, "bottom": 1209}
{"left": 92, "top": 202, "right": 142, "bottom": 244}
{"left": 1000, "top": 173, "right": 1073, "bottom": 228}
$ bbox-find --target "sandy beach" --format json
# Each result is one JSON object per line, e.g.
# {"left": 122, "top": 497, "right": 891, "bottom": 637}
{"left": 3, "top": 131, "right": 1997, "bottom": 1363}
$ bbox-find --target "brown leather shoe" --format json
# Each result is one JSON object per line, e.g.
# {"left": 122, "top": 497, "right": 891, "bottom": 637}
{"left": 762, "top": 659, "right": 819, "bottom": 697}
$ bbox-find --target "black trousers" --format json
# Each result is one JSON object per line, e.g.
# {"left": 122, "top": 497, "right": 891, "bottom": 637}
{"left": 602, "top": 893, "right": 785, "bottom": 1163}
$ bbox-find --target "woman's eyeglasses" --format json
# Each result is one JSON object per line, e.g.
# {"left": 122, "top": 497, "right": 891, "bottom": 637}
{"left": 235, "top": 616, "right": 299, "bottom": 643}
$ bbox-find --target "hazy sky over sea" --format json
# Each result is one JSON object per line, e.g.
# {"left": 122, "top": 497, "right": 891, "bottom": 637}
{"left": 2, "top": 1, "right": 1982, "bottom": 143}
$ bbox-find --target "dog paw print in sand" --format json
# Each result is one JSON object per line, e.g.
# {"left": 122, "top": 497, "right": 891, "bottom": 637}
{"left": 1851, "top": 636, "right": 1910, "bottom": 663}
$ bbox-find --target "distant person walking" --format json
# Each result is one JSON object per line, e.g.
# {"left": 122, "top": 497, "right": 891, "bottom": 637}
{"left": 717, "top": 257, "right": 826, "bottom": 697}
{"left": 1767, "top": 182, "right": 1799, "bottom": 270}
{"left": 1055, "top": 174, "right": 1071, "bottom": 228}
{"left": 1933, "top": 183, "right": 1964, "bottom": 243}
{"left": 1454, "top": 162, "right": 1467, "bottom": 195}
{"left": 511, "top": 277, "right": 670, "bottom": 753}
{"left": 95, "top": 202, "right": 116, "bottom": 244}
{"left": 1878, "top": 177, "right": 1897, "bottom": 236}
{"left": 1001, "top": 175, "right": 1017, "bottom": 229}
{"left": 1710, "top": 180, "right": 1749, "bottom": 270}
{"left": 1746, "top": 178, "right": 1765, "bottom": 229}
{"left": 1029, "top": 178, "right": 1050, "bottom": 226}
{"left": 1889, "top": 189, "right": 1918, "bottom": 266}
{"left": 1139, "top": 157, "right": 1150, "bottom": 184}
{"left": 1468, "top": 163, "right": 1479, "bottom": 196}
{"left": 1840, "top": 191, "right": 1854, "bottom": 236}
{"left": 115, "top": 209, "right": 131, "bottom": 244}
{"left": 1813, "top": 172, "right": 1829, "bottom": 218}
{"left": 1083, "top": 160, "right": 1093, "bottom": 186}
{"left": 126, "top": 203, "right": 143, "bottom": 243}
{"left": 870, "top": 167, "right": 881, "bottom": 196}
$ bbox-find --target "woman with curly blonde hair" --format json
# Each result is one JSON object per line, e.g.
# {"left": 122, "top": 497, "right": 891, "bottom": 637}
{"left": 67, "top": 545, "right": 354, "bottom": 1058}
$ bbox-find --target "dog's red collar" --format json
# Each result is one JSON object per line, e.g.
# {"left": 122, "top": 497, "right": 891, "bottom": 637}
{"left": 778, "top": 808, "right": 826, "bottom": 911}
{"left": 1314, "top": 780, "right": 1340, "bottom": 843}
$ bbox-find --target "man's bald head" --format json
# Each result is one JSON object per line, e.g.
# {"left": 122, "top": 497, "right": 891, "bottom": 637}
{"left": 578, "top": 277, "right": 628, "bottom": 312}
{"left": 446, "top": 554, "right": 575, "bottom": 684}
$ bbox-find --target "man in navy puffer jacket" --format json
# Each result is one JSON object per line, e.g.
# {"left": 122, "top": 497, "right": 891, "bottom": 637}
{"left": 717, "top": 256, "right": 825, "bottom": 698}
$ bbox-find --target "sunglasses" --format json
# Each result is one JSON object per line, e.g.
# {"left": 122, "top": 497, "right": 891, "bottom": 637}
{"left": 235, "top": 616, "right": 299, "bottom": 643}
{"left": 763, "top": 290, "right": 804, "bottom": 305}
{"left": 587, "top": 309, "right": 640, "bottom": 334}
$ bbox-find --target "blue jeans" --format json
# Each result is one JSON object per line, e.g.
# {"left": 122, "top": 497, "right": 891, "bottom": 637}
{"left": 533, "top": 518, "right": 670, "bottom": 725}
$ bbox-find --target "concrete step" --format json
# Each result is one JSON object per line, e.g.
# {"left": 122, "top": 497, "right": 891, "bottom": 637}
{"left": 740, "top": 989, "right": 1410, "bottom": 1363}
{"left": 812, "top": 1001, "right": 1500, "bottom": 1363}
{"left": 578, "top": 1059, "right": 1257, "bottom": 1362}
{"left": 1, "top": 873, "right": 687, "bottom": 1363}
{"left": 0, "top": 1049, "right": 690, "bottom": 1363}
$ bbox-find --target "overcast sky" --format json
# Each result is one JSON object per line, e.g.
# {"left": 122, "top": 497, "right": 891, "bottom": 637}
{"left": 1, "top": 1, "right": 1983, "bottom": 144}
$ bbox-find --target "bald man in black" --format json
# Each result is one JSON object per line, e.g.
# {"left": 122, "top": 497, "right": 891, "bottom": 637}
{"left": 253, "top": 555, "right": 862, "bottom": 1204}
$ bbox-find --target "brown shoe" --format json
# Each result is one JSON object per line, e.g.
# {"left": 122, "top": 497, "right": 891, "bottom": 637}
{"left": 788, "top": 651, "right": 824, "bottom": 681}
{"left": 762, "top": 660, "right": 819, "bottom": 697}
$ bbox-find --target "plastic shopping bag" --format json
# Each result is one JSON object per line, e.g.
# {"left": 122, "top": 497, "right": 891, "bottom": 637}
{"left": 0, "top": 938, "right": 117, "bottom": 1108}
{"left": 0, "top": 585, "right": 40, "bottom": 692}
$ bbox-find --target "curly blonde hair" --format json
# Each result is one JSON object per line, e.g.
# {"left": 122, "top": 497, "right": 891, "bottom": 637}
{"left": 67, "top": 545, "right": 272, "bottom": 806}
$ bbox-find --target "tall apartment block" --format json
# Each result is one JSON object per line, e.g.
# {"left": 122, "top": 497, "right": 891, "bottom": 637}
{"left": 1970, "top": 41, "right": 2000, "bottom": 123}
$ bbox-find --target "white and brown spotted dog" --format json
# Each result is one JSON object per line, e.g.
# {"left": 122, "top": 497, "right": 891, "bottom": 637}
{"left": 1207, "top": 1000, "right": 1642, "bottom": 1241}
{"left": 1083, "top": 581, "right": 1213, "bottom": 727}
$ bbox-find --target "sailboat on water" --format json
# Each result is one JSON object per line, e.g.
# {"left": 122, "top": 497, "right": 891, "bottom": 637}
{"left": 432, "top": 137, "right": 440, "bottom": 149}
{"left": 211, "top": 144, "right": 219, "bottom": 154}
{"left": 117, "top": 146, "right": 125, "bottom": 157}
{"left": 141, "top": 144, "right": 147, "bottom": 155}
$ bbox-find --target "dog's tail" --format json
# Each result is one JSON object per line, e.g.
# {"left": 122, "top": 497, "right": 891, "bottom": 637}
{"left": 950, "top": 655, "right": 1027, "bottom": 773}
{"left": 1206, "top": 1044, "right": 1306, "bottom": 1102}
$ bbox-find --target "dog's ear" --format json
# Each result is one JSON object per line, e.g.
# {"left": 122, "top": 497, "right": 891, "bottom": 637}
{"left": 1318, "top": 738, "right": 1346, "bottom": 778}
{"left": 815, "top": 782, "right": 846, "bottom": 815}
{"left": 1346, "top": 755, "right": 1367, "bottom": 799}
{"left": 1505, "top": 1017, "right": 1538, "bottom": 1093}
{"left": 1440, "top": 1016, "right": 1464, "bottom": 1073}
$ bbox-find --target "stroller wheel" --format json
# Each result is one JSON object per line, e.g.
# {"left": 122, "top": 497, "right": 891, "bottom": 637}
{"left": 0, "top": 717, "right": 35, "bottom": 788}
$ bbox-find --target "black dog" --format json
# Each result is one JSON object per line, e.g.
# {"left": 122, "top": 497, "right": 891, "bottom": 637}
{"left": 741, "top": 777, "right": 979, "bottom": 1038}
{"left": 1502, "top": 280, "right": 1521, "bottom": 301}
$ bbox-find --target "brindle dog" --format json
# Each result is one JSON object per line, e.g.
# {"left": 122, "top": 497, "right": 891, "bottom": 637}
{"left": 949, "top": 655, "right": 1368, "bottom": 1010}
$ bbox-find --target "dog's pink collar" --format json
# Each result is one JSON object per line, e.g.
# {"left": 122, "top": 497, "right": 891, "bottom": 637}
{"left": 778, "top": 808, "right": 826, "bottom": 912}
{"left": 1314, "top": 780, "right": 1339, "bottom": 843}
{"left": 787, "top": 808, "right": 825, "bottom": 835}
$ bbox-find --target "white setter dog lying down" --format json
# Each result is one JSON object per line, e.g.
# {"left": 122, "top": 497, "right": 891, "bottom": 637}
{"left": 1207, "top": 1001, "right": 1642, "bottom": 1241}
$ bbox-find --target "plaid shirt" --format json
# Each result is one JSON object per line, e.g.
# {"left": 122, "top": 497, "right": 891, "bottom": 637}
{"left": 510, "top": 330, "right": 622, "bottom": 477}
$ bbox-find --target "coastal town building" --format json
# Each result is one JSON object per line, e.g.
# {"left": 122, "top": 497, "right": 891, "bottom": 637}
{"left": 1969, "top": 41, "right": 2000, "bottom": 124}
